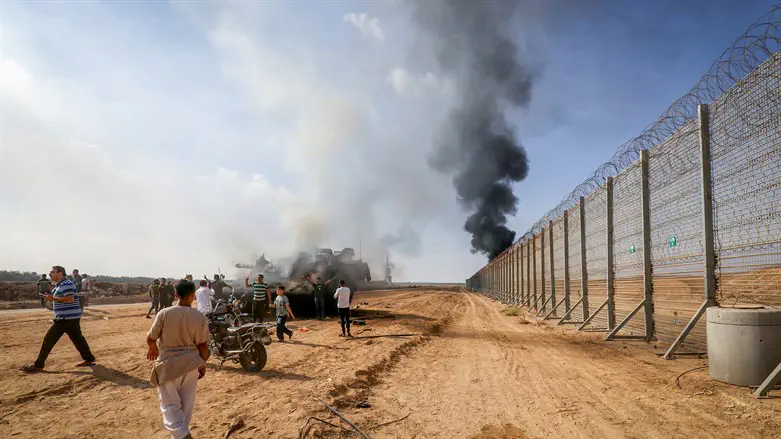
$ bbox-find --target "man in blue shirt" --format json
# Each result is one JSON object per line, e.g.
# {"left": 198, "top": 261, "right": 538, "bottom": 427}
{"left": 20, "top": 265, "right": 96, "bottom": 373}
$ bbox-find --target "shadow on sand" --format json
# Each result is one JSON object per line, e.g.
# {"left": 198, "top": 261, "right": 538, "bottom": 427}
{"left": 91, "top": 365, "right": 153, "bottom": 389}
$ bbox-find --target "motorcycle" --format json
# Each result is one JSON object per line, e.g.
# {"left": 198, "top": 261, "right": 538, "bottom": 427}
{"left": 212, "top": 297, "right": 253, "bottom": 328}
{"left": 206, "top": 304, "right": 273, "bottom": 372}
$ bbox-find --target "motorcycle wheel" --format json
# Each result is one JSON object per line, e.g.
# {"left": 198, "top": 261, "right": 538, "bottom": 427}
{"left": 239, "top": 341, "right": 267, "bottom": 372}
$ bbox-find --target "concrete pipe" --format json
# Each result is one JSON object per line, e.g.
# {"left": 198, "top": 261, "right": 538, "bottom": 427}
{"left": 707, "top": 306, "right": 781, "bottom": 386}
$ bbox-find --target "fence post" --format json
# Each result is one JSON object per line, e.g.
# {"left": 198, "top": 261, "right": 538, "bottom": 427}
{"left": 507, "top": 249, "right": 512, "bottom": 304}
{"left": 579, "top": 197, "right": 590, "bottom": 321}
{"left": 501, "top": 256, "right": 505, "bottom": 302}
{"left": 490, "top": 264, "right": 494, "bottom": 296}
{"left": 486, "top": 266, "right": 489, "bottom": 295}
{"left": 563, "top": 210, "right": 571, "bottom": 318}
{"left": 664, "top": 103, "right": 718, "bottom": 359}
{"left": 508, "top": 250, "right": 513, "bottom": 303}
{"left": 519, "top": 242, "right": 525, "bottom": 305}
{"left": 526, "top": 239, "right": 532, "bottom": 307}
{"left": 540, "top": 228, "right": 546, "bottom": 313}
{"left": 640, "top": 150, "right": 656, "bottom": 339}
{"left": 495, "top": 262, "right": 498, "bottom": 299}
{"left": 549, "top": 220, "right": 557, "bottom": 317}
{"left": 532, "top": 235, "right": 538, "bottom": 310}
{"left": 497, "top": 259, "right": 501, "bottom": 300}
{"left": 606, "top": 176, "right": 616, "bottom": 330}
{"left": 506, "top": 252, "right": 511, "bottom": 303}
{"left": 514, "top": 246, "right": 520, "bottom": 305}
{"left": 506, "top": 253, "right": 510, "bottom": 303}
{"left": 495, "top": 262, "right": 498, "bottom": 298}
{"left": 495, "top": 262, "right": 499, "bottom": 299}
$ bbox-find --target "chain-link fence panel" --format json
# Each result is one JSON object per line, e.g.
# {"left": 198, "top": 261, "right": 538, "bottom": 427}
{"left": 584, "top": 188, "right": 609, "bottom": 329}
{"left": 612, "top": 163, "right": 646, "bottom": 336}
{"left": 649, "top": 120, "right": 706, "bottom": 351}
{"left": 540, "top": 226, "right": 551, "bottom": 314}
{"left": 711, "top": 52, "right": 781, "bottom": 307}
{"left": 567, "top": 206, "right": 584, "bottom": 320}
{"left": 464, "top": 5, "right": 781, "bottom": 352}
{"left": 552, "top": 218, "right": 566, "bottom": 315}
{"left": 534, "top": 234, "right": 542, "bottom": 309}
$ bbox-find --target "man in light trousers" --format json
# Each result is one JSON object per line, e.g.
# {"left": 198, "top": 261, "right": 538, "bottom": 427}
{"left": 146, "top": 280, "right": 210, "bottom": 439}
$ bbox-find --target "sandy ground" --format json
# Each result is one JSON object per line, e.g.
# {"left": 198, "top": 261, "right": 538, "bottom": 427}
{"left": 0, "top": 290, "right": 779, "bottom": 439}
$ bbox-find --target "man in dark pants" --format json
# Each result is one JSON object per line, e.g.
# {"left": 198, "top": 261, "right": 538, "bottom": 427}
{"left": 159, "top": 278, "right": 175, "bottom": 309}
{"left": 146, "top": 278, "right": 161, "bottom": 319}
{"left": 306, "top": 274, "right": 335, "bottom": 321}
{"left": 209, "top": 274, "right": 234, "bottom": 300}
{"left": 333, "top": 280, "right": 354, "bottom": 337}
{"left": 271, "top": 285, "right": 295, "bottom": 342}
{"left": 20, "top": 265, "right": 96, "bottom": 372}
{"left": 245, "top": 273, "right": 269, "bottom": 323}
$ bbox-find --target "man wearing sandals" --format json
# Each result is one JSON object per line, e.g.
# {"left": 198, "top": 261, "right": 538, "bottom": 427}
{"left": 21, "top": 265, "right": 96, "bottom": 373}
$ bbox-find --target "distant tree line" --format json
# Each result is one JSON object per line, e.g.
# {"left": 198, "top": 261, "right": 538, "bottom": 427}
{"left": 0, "top": 271, "right": 40, "bottom": 281}
{"left": 0, "top": 270, "right": 155, "bottom": 284}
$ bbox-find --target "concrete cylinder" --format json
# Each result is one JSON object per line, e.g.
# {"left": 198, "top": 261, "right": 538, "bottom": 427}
{"left": 707, "top": 306, "right": 781, "bottom": 386}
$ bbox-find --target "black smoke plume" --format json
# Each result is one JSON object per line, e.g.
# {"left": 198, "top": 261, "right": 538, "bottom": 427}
{"left": 410, "top": 0, "right": 531, "bottom": 260}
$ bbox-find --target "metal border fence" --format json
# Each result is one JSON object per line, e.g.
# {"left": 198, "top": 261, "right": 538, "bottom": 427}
{"left": 465, "top": 5, "right": 781, "bottom": 361}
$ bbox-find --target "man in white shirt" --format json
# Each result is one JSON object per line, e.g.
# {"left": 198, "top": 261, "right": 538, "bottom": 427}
{"left": 333, "top": 280, "right": 353, "bottom": 337}
{"left": 195, "top": 280, "right": 215, "bottom": 314}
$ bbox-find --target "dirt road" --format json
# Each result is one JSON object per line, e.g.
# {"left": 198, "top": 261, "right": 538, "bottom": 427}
{"left": 0, "top": 290, "right": 778, "bottom": 438}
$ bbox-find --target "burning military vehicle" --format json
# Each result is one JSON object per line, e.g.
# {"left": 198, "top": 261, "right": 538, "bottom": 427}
{"left": 233, "top": 247, "right": 373, "bottom": 318}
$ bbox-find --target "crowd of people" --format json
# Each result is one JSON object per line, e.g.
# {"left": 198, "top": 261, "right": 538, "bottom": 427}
{"left": 21, "top": 265, "right": 357, "bottom": 439}
{"left": 36, "top": 268, "right": 91, "bottom": 310}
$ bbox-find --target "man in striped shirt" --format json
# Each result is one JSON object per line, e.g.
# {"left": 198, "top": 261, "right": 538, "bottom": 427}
{"left": 20, "top": 265, "right": 96, "bottom": 373}
{"left": 245, "top": 273, "right": 269, "bottom": 323}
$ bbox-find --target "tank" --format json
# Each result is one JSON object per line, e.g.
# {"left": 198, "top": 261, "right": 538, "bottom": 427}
{"left": 233, "top": 248, "right": 373, "bottom": 318}
{"left": 706, "top": 306, "right": 781, "bottom": 386}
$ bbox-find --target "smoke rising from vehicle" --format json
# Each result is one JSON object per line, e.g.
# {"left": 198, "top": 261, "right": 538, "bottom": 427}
{"left": 409, "top": 0, "right": 532, "bottom": 260}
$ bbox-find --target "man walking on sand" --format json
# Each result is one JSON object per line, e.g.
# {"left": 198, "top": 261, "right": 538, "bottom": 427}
{"left": 334, "top": 280, "right": 354, "bottom": 338}
{"left": 20, "top": 265, "right": 96, "bottom": 373}
{"left": 146, "top": 280, "right": 210, "bottom": 439}
{"left": 271, "top": 285, "right": 295, "bottom": 342}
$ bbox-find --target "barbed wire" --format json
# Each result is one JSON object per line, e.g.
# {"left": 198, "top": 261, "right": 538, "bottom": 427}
{"left": 472, "top": 3, "right": 780, "bottom": 278}
{"left": 518, "top": 4, "right": 781, "bottom": 242}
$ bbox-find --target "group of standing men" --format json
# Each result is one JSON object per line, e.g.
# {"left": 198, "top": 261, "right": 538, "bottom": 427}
{"left": 146, "top": 278, "right": 176, "bottom": 318}
{"left": 145, "top": 274, "right": 233, "bottom": 319}
{"left": 303, "top": 274, "right": 355, "bottom": 337}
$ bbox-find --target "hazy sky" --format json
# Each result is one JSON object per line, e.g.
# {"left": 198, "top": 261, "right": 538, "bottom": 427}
{"left": 1, "top": 0, "right": 775, "bottom": 282}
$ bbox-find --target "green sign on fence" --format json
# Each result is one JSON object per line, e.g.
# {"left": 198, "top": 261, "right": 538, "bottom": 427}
{"left": 629, "top": 245, "right": 635, "bottom": 253}
{"left": 668, "top": 236, "right": 677, "bottom": 248}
